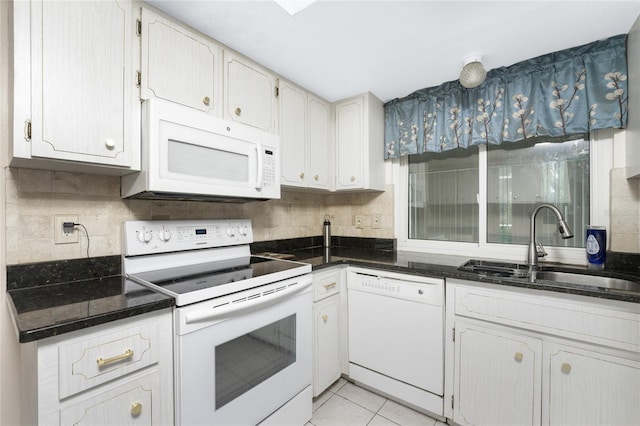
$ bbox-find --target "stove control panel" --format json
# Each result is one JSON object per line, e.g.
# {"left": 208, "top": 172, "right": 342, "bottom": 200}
{"left": 123, "top": 219, "right": 253, "bottom": 256}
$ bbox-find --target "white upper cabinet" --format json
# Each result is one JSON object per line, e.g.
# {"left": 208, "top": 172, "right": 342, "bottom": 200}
{"left": 307, "top": 94, "right": 332, "bottom": 190}
{"left": 224, "top": 50, "right": 278, "bottom": 133}
{"left": 279, "top": 79, "right": 332, "bottom": 190}
{"left": 12, "top": 0, "right": 140, "bottom": 174}
{"left": 334, "top": 92, "right": 385, "bottom": 191}
{"left": 140, "top": 7, "right": 222, "bottom": 116}
{"left": 280, "top": 80, "right": 308, "bottom": 186}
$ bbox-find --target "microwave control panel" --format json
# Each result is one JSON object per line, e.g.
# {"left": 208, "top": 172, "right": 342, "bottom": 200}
{"left": 262, "top": 149, "right": 276, "bottom": 187}
{"left": 123, "top": 219, "right": 253, "bottom": 256}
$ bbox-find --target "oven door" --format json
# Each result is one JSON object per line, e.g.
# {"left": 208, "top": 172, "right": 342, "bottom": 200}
{"left": 175, "top": 276, "right": 312, "bottom": 426}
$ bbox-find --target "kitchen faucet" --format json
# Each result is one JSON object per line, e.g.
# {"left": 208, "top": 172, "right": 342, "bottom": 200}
{"left": 528, "top": 203, "right": 574, "bottom": 270}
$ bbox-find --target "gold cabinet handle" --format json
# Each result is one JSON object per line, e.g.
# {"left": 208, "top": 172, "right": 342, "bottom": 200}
{"left": 514, "top": 352, "right": 523, "bottom": 362}
{"left": 234, "top": 107, "right": 242, "bottom": 116}
{"left": 322, "top": 314, "right": 328, "bottom": 322}
{"left": 299, "top": 172, "right": 305, "bottom": 180}
{"left": 350, "top": 176, "right": 356, "bottom": 182}
{"left": 131, "top": 402, "right": 142, "bottom": 417}
{"left": 323, "top": 282, "right": 337, "bottom": 290}
{"left": 314, "top": 175, "right": 319, "bottom": 181}
{"left": 97, "top": 348, "right": 134, "bottom": 367}
{"left": 561, "top": 363, "right": 571, "bottom": 374}
{"left": 203, "top": 96, "right": 210, "bottom": 106}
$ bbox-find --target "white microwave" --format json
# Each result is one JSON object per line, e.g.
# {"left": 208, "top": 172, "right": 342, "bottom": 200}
{"left": 122, "top": 99, "right": 280, "bottom": 202}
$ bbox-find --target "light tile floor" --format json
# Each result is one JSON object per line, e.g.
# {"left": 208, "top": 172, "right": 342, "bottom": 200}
{"left": 308, "top": 378, "right": 447, "bottom": 426}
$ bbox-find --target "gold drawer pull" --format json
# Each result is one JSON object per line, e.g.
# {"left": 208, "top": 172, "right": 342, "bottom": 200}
{"left": 322, "top": 314, "right": 328, "bottom": 322}
{"left": 323, "top": 282, "right": 337, "bottom": 290}
{"left": 97, "top": 348, "right": 134, "bottom": 367}
{"left": 299, "top": 172, "right": 305, "bottom": 180}
{"left": 561, "top": 363, "right": 571, "bottom": 374}
{"left": 131, "top": 402, "right": 142, "bottom": 417}
{"left": 235, "top": 107, "right": 242, "bottom": 116}
{"left": 314, "top": 175, "right": 319, "bottom": 181}
{"left": 203, "top": 96, "right": 210, "bottom": 106}
{"left": 514, "top": 352, "right": 523, "bottom": 362}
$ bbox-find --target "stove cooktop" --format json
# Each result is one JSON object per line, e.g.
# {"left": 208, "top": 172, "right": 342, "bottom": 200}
{"left": 127, "top": 255, "right": 311, "bottom": 306}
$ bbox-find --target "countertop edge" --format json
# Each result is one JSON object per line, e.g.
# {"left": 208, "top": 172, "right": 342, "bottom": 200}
{"left": 307, "top": 257, "right": 640, "bottom": 304}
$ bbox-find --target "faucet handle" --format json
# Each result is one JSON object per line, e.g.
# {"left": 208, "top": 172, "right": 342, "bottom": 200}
{"left": 536, "top": 242, "right": 548, "bottom": 258}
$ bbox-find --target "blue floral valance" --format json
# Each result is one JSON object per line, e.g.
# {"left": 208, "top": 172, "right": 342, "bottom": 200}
{"left": 384, "top": 34, "right": 628, "bottom": 159}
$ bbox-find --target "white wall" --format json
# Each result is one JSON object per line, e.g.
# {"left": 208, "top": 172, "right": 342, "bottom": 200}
{"left": 1, "top": 1, "right": 22, "bottom": 424}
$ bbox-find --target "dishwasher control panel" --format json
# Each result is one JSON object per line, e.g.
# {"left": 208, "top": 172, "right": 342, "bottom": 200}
{"left": 347, "top": 268, "right": 443, "bottom": 306}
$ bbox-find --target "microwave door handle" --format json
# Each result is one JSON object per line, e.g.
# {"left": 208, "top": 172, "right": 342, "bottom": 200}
{"left": 255, "top": 144, "right": 263, "bottom": 189}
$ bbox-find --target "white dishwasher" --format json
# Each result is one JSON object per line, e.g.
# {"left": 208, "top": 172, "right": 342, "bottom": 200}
{"left": 347, "top": 267, "right": 444, "bottom": 418}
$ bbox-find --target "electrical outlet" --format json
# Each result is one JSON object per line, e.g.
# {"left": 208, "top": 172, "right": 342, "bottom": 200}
{"left": 54, "top": 215, "right": 79, "bottom": 244}
{"left": 372, "top": 214, "right": 382, "bottom": 229}
{"left": 354, "top": 215, "right": 365, "bottom": 229}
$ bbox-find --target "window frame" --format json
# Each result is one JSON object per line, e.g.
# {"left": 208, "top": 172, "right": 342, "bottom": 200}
{"left": 393, "top": 130, "right": 614, "bottom": 266}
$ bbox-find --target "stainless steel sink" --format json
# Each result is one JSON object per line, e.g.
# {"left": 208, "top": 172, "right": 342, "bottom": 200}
{"left": 458, "top": 260, "right": 529, "bottom": 278}
{"left": 533, "top": 270, "right": 640, "bottom": 293}
{"left": 459, "top": 259, "right": 640, "bottom": 294}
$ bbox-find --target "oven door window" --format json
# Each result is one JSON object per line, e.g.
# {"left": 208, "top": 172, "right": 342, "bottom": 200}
{"left": 216, "top": 314, "right": 296, "bottom": 409}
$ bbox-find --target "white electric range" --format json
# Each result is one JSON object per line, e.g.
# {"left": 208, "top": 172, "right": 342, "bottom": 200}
{"left": 123, "top": 219, "right": 312, "bottom": 426}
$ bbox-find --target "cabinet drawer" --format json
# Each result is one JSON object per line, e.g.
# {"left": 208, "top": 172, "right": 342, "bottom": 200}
{"left": 59, "top": 321, "right": 159, "bottom": 398}
{"left": 453, "top": 284, "right": 640, "bottom": 353}
{"left": 313, "top": 269, "right": 340, "bottom": 301}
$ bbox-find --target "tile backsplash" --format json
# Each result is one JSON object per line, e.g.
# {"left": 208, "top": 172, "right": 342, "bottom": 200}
{"left": 5, "top": 167, "right": 395, "bottom": 265}
{"left": 7, "top": 165, "right": 639, "bottom": 265}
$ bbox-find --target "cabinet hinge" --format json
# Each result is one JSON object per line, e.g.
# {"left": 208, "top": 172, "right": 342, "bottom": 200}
{"left": 452, "top": 327, "right": 455, "bottom": 342}
{"left": 451, "top": 395, "right": 454, "bottom": 409}
{"left": 136, "top": 71, "right": 141, "bottom": 87}
{"left": 275, "top": 85, "right": 279, "bottom": 98}
{"left": 136, "top": 19, "right": 142, "bottom": 36}
{"left": 24, "top": 119, "right": 31, "bottom": 141}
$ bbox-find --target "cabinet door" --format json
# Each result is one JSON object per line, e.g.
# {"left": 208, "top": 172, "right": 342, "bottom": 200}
{"left": 280, "top": 80, "right": 307, "bottom": 187}
{"left": 29, "top": 0, "right": 137, "bottom": 167}
{"left": 545, "top": 343, "right": 640, "bottom": 426}
{"left": 335, "top": 97, "right": 363, "bottom": 189}
{"left": 60, "top": 371, "right": 159, "bottom": 425}
{"left": 141, "top": 7, "right": 222, "bottom": 115}
{"left": 307, "top": 94, "right": 331, "bottom": 190}
{"left": 224, "top": 51, "right": 277, "bottom": 133}
{"left": 313, "top": 295, "right": 341, "bottom": 396}
{"left": 453, "top": 320, "right": 542, "bottom": 426}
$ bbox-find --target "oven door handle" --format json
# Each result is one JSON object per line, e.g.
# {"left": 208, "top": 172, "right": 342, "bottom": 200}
{"left": 184, "top": 281, "right": 311, "bottom": 324}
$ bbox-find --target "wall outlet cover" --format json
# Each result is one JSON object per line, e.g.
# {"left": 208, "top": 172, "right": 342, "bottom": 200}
{"left": 372, "top": 214, "right": 381, "bottom": 229}
{"left": 54, "top": 215, "right": 79, "bottom": 244}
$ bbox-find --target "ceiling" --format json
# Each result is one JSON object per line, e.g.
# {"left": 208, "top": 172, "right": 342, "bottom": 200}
{"left": 147, "top": 1, "right": 640, "bottom": 103}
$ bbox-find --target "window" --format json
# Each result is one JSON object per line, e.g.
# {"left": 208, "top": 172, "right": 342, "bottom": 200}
{"left": 486, "top": 139, "right": 589, "bottom": 248}
{"left": 409, "top": 147, "right": 479, "bottom": 242}
{"left": 401, "top": 135, "right": 600, "bottom": 263}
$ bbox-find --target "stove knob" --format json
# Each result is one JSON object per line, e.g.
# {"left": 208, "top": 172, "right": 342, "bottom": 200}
{"left": 238, "top": 225, "right": 248, "bottom": 236}
{"left": 158, "top": 229, "right": 172, "bottom": 242}
{"left": 137, "top": 229, "right": 152, "bottom": 244}
{"left": 227, "top": 226, "right": 236, "bottom": 238}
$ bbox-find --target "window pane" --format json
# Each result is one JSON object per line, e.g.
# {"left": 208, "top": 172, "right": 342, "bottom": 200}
{"left": 487, "top": 139, "right": 589, "bottom": 247}
{"left": 408, "top": 147, "right": 479, "bottom": 242}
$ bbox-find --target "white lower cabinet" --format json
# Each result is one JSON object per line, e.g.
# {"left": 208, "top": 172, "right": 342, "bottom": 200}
{"left": 21, "top": 310, "right": 173, "bottom": 425}
{"left": 545, "top": 342, "right": 640, "bottom": 426}
{"left": 453, "top": 320, "right": 542, "bottom": 426}
{"left": 59, "top": 371, "right": 159, "bottom": 426}
{"left": 445, "top": 279, "right": 640, "bottom": 426}
{"left": 312, "top": 267, "right": 346, "bottom": 396}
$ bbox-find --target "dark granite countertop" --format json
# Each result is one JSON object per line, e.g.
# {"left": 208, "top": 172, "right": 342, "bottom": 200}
{"left": 7, "top": 256, "right": 174, "bottom": 343}
{"left": 258, "top": 245, "right": 640, "bottom": 304}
